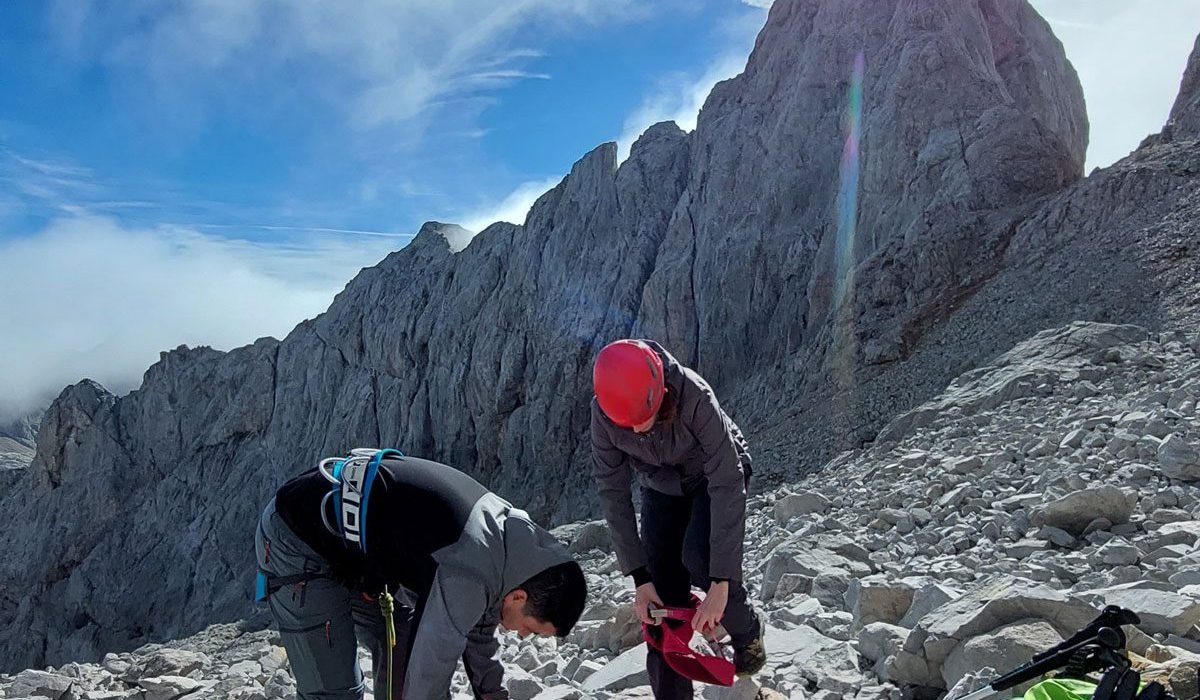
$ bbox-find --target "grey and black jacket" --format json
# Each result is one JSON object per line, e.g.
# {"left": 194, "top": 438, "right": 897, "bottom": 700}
{"left": 274, "top": 455, "right": 573, "bottom": 699}
{"left": 590, "top": 340, "right": 752, "bottom": 582}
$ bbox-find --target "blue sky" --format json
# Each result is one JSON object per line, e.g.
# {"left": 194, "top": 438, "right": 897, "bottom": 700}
{"left": 0, "top": 0, "right": 764, "bottom": 242}
{"left": 1, "top": 0, "right": 1198, "bottom": 416}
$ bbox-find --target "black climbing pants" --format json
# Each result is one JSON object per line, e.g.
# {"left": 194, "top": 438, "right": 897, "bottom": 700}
{"left": 255, "top": 498, "right": 416, "bottom": 700}
{"left": 640, "top": 482, "right": 760, "bottom": 699}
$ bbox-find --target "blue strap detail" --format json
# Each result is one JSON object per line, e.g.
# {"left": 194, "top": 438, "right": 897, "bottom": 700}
{"left": 331, "top": 458, "right": 345, "bottom": 539}
{"left": 358, "top": 449, "right": 403, "bottom": 554}
{"left": 255, "top": 571, "right": 269, "bottom": 602}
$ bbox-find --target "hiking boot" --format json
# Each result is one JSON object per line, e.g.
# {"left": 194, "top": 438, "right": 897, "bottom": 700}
{"left": 733, "top": 614, "right": 767, "bottom": 677}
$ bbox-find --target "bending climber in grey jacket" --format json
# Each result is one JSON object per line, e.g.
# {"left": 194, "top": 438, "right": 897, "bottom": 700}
{"left": 255, "top": 449, "right": 586, "bottom": 700}
{"left": 591, "top": 340, "right": 765, "bottom": 699}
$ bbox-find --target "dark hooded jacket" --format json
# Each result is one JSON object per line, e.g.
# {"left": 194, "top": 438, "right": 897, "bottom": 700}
{"left": 590, "top": 341, "right": 752, "bottom": 581}
{"left": 275, "top": 455, "right": 574, "bottom": 699}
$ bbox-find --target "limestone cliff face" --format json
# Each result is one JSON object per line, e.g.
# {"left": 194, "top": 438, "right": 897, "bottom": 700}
{"left": 637, "top": 0, "right": 1087, "bottom": 383}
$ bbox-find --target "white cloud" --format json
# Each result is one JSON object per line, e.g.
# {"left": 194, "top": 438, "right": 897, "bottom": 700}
{"left": 617, "top": 7, "right": 767, "bottom": 160}
{"left": 740, "top": 0, "right": 774, "bottom": 7}
{"left": 459, "top": 176, "right": 564, "bottom": 235}
{"left": 1028, "top": 0, "right": 1200, "bottom": 169}
{"left": 0, "top": 215, "right": 403, "bottom": 419}
{"left": 618, "top": 52, "right": 751, "bottom": 160}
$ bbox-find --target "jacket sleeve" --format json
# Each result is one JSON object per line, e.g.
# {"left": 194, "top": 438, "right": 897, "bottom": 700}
{"left": 404, "top": 566, "right": 491, "bottom": 699}
{"left": 687, "top": 380, "right": 748, "bottom": 581}
{"left": 591, "top": 401, "right": 648, "bottom": 577}
{"left": 462, "top": 608, "right": 509, "bottom": 700}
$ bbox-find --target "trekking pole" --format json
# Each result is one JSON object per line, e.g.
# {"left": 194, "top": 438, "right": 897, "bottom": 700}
{"left": 954, "top": 627, "right": 1126, "bottom": 700}
{"left": 1031, "top": 607, "right": 1140, "bottom": 666}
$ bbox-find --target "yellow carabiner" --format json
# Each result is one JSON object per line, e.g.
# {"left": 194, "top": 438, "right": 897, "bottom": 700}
{"left": 378, "top": 589, "right": 396, "bottom": 699}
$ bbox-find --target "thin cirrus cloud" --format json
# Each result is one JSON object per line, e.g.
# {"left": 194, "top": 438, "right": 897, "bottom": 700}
{"left": 0, "top": 213, "right": 406, "bottom": 420}
{"left": 0, "top": 150, "right": 100, "bottom": 213}
{"left": 49, "top": 0, "right": 635, "bottom": 139}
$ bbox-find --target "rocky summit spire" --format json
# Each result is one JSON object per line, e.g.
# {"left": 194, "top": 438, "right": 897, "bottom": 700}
{"left": 1166, "top": 34, "right": 1200, "bottom": 139}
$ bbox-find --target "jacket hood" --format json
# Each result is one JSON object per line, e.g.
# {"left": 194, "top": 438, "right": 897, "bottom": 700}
{"left": 499, "top": 508, "right": 574, "bottom": 594}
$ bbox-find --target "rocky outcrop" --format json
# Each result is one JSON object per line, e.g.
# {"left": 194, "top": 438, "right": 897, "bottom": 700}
{"left": 744, "top": 30, "right": 1200, "bottom": 483}
{"left": 0, "top": 407, "right": 41, "bottom": 484}
{"left": 0, "top": 409, "right": 40, "bottom": 448}
{"left": 0, "top": 438, "right": 33, "bottom": 493}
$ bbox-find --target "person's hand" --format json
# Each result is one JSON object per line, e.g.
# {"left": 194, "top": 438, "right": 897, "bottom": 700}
{"left": 694, "top": 581, "right": 729, "bottom": 634}
{"left": 635, "top": 582, "right": 665, "bottom": 625}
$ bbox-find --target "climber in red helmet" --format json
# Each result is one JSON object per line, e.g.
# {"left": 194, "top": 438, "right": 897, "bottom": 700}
{"left": 590, "top": 338, "right": 766, "bottom": 698}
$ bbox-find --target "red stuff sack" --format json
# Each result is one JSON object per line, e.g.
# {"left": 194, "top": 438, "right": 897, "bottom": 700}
{"left": 642, "top": 595, "right": 736, "bottom": 687}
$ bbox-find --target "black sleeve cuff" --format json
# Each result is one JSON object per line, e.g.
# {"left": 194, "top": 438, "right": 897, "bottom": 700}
{"left": 710, "top": 577, "right": 730, "bottom": 584}
{"left": 630, "top": 566, "right": 652, "bottom": 587}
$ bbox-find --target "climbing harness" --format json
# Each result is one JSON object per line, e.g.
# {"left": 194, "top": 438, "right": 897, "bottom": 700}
{"left": 255, "top": 557, "right": 326, "bottom": 603}
{"left": 317, "top": 447, "right": 405, "bottom": 554}
{"left": 256, "top": 446, "right": 407, "bottom": 606}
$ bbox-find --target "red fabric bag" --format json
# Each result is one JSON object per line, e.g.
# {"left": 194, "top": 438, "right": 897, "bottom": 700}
{"left": 642, "top": 596, "right": 736, "bottom": 687}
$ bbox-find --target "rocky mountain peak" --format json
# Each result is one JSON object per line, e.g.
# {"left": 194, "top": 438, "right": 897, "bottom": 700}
{"left": 409, "top": 221, "right": 475, "bottom": 255}
{"left": 1167, "top": 35, "right": 1200, "bottom": 139}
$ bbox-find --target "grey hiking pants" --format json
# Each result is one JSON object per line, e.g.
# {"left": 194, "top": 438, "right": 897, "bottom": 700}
{"left": 255, "top": 498, "right": 418, "bottom": 700}
{"left": 641, "top": 482, "right": 760, "bottom": 700}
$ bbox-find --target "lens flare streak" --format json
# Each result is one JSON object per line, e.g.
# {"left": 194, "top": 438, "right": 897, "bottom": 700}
{"left": 834, "top": 51, "right": 865, "bottom": 309}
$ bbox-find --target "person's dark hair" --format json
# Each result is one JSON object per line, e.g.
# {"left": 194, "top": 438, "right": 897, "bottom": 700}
{"left": 655, "top": 386, "right": 677, "bottom": 423}
{"left": 519, "top": 561, "right": 587, "bottom": 637}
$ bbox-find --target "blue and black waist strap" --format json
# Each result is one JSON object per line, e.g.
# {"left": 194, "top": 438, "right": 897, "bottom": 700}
{"left": 319, "top": 448, "right": 405, "bottom": 555}
{"left": 255, "top": 570, "right": 327, "bottom": 602}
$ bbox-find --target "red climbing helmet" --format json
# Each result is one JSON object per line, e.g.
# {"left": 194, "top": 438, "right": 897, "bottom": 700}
{"left": 593, "top": 339, "right": 665, "bottom": 428}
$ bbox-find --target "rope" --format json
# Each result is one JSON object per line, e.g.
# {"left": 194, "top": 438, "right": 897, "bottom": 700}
{"left": 379, "top": 588, "right": 396, "bottom": 699}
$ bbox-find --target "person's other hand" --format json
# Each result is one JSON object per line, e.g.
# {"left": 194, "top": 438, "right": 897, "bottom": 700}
{"left": 635, "top": 582, "right": 665, "bottom": 625}
{"left": 694, "top": 581, "right": 729, "bottom": 633}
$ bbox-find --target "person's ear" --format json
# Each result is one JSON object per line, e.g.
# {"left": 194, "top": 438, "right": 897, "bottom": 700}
{"left": 506, "top": 588, "right": 528, "bottom": 606}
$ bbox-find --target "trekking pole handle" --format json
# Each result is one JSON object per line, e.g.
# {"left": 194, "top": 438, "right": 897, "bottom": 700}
{"left": 1032, "top": 607, "right": 1138, "bottom": 664}
{"left": 992, "top": 628, "right": 1123, "bottom": 692}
